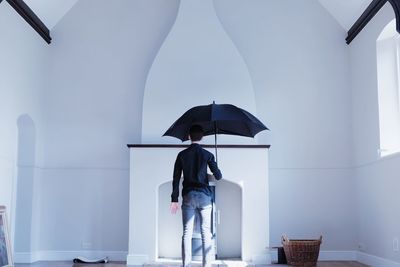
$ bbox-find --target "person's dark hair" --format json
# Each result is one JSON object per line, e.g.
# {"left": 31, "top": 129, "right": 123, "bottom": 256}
{"left": 189, "top": 125, "right": 204, "bottom": 141}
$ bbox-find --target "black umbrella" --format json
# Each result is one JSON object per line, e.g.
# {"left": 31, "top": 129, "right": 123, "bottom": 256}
{"left": 163, "top": 102, "right": 269, "bottom": 161}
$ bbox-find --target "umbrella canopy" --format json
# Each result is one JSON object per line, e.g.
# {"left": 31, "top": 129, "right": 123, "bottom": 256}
{"left": 163, "top": 102, "right": 269, "bottom": 142}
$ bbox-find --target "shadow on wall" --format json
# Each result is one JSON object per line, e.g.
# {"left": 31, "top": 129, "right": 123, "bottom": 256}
{"left": 14, "top": 114, "right": 36, "bottom": 253}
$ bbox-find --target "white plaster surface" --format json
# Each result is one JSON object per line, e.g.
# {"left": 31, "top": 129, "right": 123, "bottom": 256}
{"left": 142, "top": 0, "right": 257, "bottom": 144}
{"left": 128, "top": 146, "right": 269, "bottom": 265}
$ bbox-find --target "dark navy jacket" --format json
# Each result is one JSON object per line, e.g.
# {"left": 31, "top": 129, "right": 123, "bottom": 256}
{"left": 171, "top": 143, "right": 222, "bottom": 202}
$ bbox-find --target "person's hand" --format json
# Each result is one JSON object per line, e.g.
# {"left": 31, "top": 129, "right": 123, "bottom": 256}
{"left": 170, "top": 202, "right": 179, "bottom": 214}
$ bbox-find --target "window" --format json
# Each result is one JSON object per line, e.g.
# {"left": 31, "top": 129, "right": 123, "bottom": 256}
{"left": 376, "top": 19, "right": 400, "bottom": 157}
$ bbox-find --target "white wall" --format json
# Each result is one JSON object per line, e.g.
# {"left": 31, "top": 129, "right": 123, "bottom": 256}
{"left": 37, "top": 0, "right": 179, "bottom": 260}
{"left": 142, "top": 0, "right": 257, "bottom": 145}
{"left": 1, "top": 0, "right": 366, "bottom": 262}
{"left": 349, "top": 3, "right": 400, "bottom": 263}
{"left": 0, "top": 0, "right": 47, "bottom": 257}
{"left": 215, "top": 0, "right": 356, "bottom": 251}
{"left": 37, "top": 0, "right": 355, "bottom": 259}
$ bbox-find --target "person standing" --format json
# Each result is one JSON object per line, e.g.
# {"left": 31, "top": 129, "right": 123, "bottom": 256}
{"left": 170, "top": 125, "right": 222, "bottom": 267}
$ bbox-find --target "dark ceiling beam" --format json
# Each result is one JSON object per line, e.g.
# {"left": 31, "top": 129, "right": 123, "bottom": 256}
{"left": 346, "top": 0, "right": 387, "bottom": 44}
{"left": 5, "top": 0, "right": 51, "bottom": 44}
{"left": 346, "top": 0, "right": 400, "bottom": 44}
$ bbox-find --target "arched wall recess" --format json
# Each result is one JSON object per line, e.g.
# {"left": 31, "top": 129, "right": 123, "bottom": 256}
{"left": 141, "top": 0, "right": 258, "bottom": 145}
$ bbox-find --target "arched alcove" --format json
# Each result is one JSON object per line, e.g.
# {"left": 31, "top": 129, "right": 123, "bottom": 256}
{"left": 376, "top": 19, "right": 400, "bottom": 157}
{"left": 141, "top": 0, "right": 257, "bottom": 145}
{"left": 14, "top": 114, "right": 36, "bottom": 253}
{"left": 157, "top": 179, "right": 242, "bottom": 260}
{"left": 214, "top": 180, "right": 242, "bottom": 259}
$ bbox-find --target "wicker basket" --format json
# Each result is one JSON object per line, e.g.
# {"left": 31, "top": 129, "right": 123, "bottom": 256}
{"left": 281, "top": 235, "right": 322, "bottom": 267}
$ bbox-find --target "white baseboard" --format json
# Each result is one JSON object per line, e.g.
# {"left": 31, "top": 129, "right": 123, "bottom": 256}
{"left": 13, "top": 252, "right": 41, "bottom": 263}
{"left": 251, "top": 253, "right": 272, "bottom": 264}
{"left": 126, "top": 254, "right": 149, "bottom": 265}
{"left": 15, "top": 250, "right": 400, "bottom": 267}
{"left": 357, "top": 252, "right": 400, "bottom": 267}
{"left": 14, "top": 250, "right": 128, "bottom": 264}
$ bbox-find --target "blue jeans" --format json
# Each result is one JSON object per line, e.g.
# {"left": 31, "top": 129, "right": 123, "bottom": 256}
{"left": 182, "top": 191, "right": 213, "bottom": 267}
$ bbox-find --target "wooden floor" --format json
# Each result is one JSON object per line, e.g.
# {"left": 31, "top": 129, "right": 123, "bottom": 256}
{"left": 15, "top": 261, "right": 369, "bottom": 267}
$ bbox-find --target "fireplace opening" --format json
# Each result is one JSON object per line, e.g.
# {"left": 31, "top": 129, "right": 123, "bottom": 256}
{"left": 157, "top": 180, "right": 242, "bottom": 261}
{"left": 215, "top": 180, "right": 242, "bottom": 259}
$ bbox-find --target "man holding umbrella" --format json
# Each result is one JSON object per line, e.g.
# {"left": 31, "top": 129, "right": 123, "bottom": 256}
{"left": 170, "top": 125, "right": 222, "bottom": 267}
{"left": 165, "top": 102, "right": 268, "bottom": 267}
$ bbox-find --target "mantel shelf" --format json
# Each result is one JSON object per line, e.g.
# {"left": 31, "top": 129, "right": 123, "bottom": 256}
{"left": 127, "top": 144, "right": 270, "bottom": 149}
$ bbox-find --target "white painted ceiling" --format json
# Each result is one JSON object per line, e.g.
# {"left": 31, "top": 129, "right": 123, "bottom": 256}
{"left": 24, "top": 0, "right": 78, "bottom": 29}
{"left": 23, "top": 0, "right": 372, "bottom": 32}
{"left": 317, "top": 0, "right": 373, "bottom": 30}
